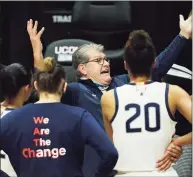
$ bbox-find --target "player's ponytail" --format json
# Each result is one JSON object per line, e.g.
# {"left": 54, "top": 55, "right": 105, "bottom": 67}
{"left": 43, "top": 57, "right": 56, "bottom": 73}
{"left": 124, "top": 30, "right": 156, "bottom": 77}
{"left": 129, "top": 30, "right": 153, "bottom": 51}
{"left": 35, "top": 57, "right": 66, "bottom": 94}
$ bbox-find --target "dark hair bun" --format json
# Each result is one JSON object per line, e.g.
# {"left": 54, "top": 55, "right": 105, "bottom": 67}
{"left": 129, "top": 30, "right": 152, "bottom": 51}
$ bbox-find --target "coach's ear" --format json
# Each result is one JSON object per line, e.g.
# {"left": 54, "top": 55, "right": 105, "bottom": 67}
{"left": 78, "top": 64, "right": 87, "bottom": 76}
{"left": 34, "top": 81, "right": 39, "bottom": 91}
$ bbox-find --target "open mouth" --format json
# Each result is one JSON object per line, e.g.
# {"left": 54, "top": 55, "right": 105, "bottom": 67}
{"left": 101, "top": 70, "right": 109, "bottom": 74}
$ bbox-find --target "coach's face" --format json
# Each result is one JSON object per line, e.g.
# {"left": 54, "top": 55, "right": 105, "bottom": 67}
{"left": 84, "top": 49, "right": 112, "bottom": 85}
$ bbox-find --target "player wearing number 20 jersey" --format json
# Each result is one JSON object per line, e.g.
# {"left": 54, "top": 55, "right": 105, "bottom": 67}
{"left": 101, "top": 30, "right": 192, "bottom": 177}
{"left": 112, "top": 81, "right": 177, "bottom": 174}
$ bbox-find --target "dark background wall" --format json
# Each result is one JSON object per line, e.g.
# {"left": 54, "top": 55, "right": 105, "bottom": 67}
{"left": 0, "top": 1, "right": 191, "bottom": 135}
{"left": 0, "top": 1, "right": 192, "bottom": 71}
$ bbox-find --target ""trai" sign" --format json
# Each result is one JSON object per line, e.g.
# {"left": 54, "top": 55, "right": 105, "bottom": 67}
{"left": 52, "top": 15, "right": 72, "bottom": 23}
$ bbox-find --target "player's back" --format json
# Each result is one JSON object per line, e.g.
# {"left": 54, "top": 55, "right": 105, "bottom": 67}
{"left": 1, "top": 103, "right": 90, "bottom": 177}
{"left": 112, "top": 81, "right": 177, "bottom": 174}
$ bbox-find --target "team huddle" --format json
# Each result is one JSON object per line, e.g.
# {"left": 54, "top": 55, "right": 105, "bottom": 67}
{"left": 0, "top": 12, "right": 192, "bottom": 177}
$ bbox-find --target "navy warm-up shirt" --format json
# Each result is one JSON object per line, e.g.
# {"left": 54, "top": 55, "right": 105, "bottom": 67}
{"left": 0, "top": 103, "right": 118, "bottom": 177}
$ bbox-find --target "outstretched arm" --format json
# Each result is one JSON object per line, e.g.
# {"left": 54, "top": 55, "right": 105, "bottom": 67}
{"left": 170, "top": 85, "right": 192, "bottom": 146}
{"left": 152, "top": 14, "right": 192, "bottom": 81}
{"left": 27, "top": 19, "right": 45, "bottom": 71}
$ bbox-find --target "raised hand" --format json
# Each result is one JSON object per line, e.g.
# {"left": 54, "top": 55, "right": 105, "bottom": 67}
{"left": 27, "top": 19, "right": 45, "bottom": 70}
{"left": 179, "top": 13, "right": 192, "bottom": 39}
{"left": 27, "top": 19, "right": 44, "bottom": 54}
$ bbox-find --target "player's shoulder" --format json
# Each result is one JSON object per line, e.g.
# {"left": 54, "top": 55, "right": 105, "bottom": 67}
{"left": 102, "top": 89, "right": 114, "bottom": 98}
{"left": 167, "top": 83, "right": 182, "bottom": 89}
{"left": 1, "top": 104, "right": 32, "bottom": 119}
{"left": 101, "top": 89, "right": 115, "bottom": 106}
{"left": 60, "top": 103, "right": 95, "bottom": 119}
{"left": 145, "top": 81, "right": 167, "bottom": 90}
{"left": 167, "top": 83, "right": 188, "bottom": 96}
{"left": 148, "top": 81, "right": 166, "bottom": 86}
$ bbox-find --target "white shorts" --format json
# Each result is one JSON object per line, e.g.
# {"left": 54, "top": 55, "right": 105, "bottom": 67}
{"left": 115, "top": 167, "right": 178, "bottom": 177}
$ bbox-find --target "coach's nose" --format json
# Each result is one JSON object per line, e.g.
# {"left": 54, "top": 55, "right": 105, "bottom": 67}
{"left": 103, "top": 58, "right": 110, "bottom": 67}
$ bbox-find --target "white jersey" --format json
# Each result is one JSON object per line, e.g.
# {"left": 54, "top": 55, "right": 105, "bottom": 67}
{"left": 1, "top": 109, "right": 17, "bottom": 177}
{"left": 112, "top": 82, "right": 177, "bottom": 175}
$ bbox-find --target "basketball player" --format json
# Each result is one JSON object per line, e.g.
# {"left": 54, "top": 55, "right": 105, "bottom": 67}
{"left": 0, "top": 57, "right": 118, "bottom": 177}
{"left": 0, "top": 63, "right": 33, "bottom": 177}
{"left": 0, "top": 23, "right": 44, "bottom": 176}
{"left": 101, "top": 30, "right": 192, "bottom": 176}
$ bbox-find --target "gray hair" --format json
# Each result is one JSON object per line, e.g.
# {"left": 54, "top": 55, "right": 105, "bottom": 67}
{"left": 72, "top": 44, "right": 104, "bottom": 77}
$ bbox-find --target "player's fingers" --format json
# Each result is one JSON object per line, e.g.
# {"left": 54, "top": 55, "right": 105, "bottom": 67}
{"left": 33, "top": 21, "right": 38, "bottom": 34}
{"left": 171, "top": 157, "right": 178, "bottom": 163}
{"left": 167, "top": 146, "right": 182, "bottom": 158}
{"left": 179, "top": 14, "right": 184, "bottom": 23}
{"left": 172, "top": 145, "right": 183, "bottom": 152}
{"left": 156, "top": 151, "right": 169, "bottom": 163}
{"left": 157, "top": 157, "right": 171, "bottom": 171}
{"left": 27, "top": 19, "right": 33, "bottom": 35}
{"left": 37, "top": 27, "right": 45, "bottom": 37}
{"left": 167, "top": 150, "right": 181, "bottom": 158}
{"left": 158, "top": 160, "right": 172, "bottom": 171}
{"left": 27, "top": 20, "right": 30, "bottom": 32}
{"left": 156, "top": 155, "right": 170, "bottom": 168}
